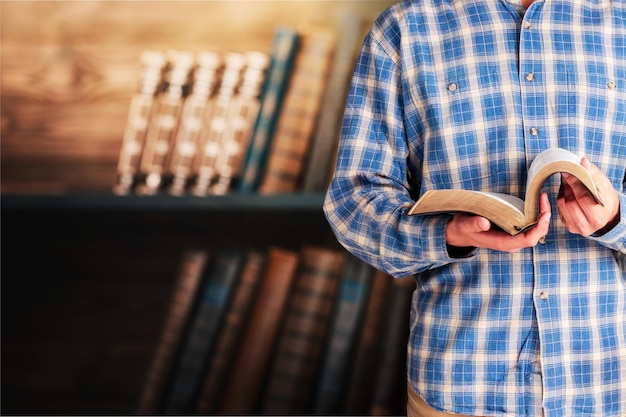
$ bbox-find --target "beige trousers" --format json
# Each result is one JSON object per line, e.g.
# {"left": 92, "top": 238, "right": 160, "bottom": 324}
{"left": 407, "top": 382, "right": 546, "bottom": 417}
{"left": 406, "top": 381, "right": 479, "bottom": 417}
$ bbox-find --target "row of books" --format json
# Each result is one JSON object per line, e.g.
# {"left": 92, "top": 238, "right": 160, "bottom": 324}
{"left": 114, "top": 14, "right": 366, "bottom": 197}
{"left": 136, "top": 245, "right": 415, "bottom": 415}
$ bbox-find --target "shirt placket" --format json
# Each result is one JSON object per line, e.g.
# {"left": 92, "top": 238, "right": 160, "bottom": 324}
{"left": 518, "top": 3, "right": 551, "bottom": 416}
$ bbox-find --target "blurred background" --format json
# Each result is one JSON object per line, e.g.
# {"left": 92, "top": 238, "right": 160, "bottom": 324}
{"left": 1, "top": 1, "right": 408, "bottom": 415}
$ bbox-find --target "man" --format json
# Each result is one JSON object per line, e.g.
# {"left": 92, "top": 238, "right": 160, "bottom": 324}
{"left": 323, "top": 0, "right": 626, "bottom": 416}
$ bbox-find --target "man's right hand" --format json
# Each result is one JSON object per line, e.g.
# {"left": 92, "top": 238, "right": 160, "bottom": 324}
{"left": 445, "top": 192, "right": 552, "bottom": 253}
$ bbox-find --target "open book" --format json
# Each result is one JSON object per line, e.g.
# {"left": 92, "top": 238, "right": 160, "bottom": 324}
{"left": 408, "top": 148, "right": 602, "bottom": 235}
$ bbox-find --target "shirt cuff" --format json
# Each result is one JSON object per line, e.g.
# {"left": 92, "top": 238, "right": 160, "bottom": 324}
{"left": 429, "top": 214, "right": 477, "bottom": 260}
{"left": 589, "top": 192, "right": 626, "bottom": 248}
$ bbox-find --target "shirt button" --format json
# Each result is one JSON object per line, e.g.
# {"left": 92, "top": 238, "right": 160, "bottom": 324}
{"left": 526, "top": 73, "right": 535, "bottom": 82}
{"left": 530, "top": 127, "right": 539, "bottom": 136}
{"left": 448, "top": 83, "right": 457, "bottom": 92}
{"left": 524, "top": 21, "right": 532, "bottom": 29}
{"left": 540, "top": 291, "right": 548, "bottom": 300}
{"left": 608, "top": 81, "right": 616, "bottom": 90}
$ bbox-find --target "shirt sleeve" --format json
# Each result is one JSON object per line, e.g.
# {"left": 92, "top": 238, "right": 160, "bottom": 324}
{"left": 589, "top": 189, "right": 626, "bottom": 255}
{"left": 323, "top": 17, "right": 470, "bottom": 278}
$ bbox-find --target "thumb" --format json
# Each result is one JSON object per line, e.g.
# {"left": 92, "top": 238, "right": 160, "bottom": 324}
{"left": 580, "top": 156, "right": 593, "bottom": 170}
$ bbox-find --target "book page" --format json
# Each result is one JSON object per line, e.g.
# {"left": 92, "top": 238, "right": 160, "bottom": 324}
{"left": 524, "top": 148, "right": 601, "bottom": 224}
{"left": 526, "top": 148, "right": 582, "bottom": 182}
{"left": 408, "top": 189, "right": 529, "bottom": 235}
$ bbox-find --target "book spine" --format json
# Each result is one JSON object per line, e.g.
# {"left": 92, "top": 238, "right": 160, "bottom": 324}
{"left": 343, "top": 269, "right": 393, "bottom": 414}
{"left": 369, "top": 276, "right": 415, "bottom": 416}
{"left": 259, "top": 26, "right": 335, "bottom": 194}
{"left": 261, "top": 246, "right": 345, "bottom": 414}
{"left": 210, "top": 51, "right": 270, "bottom": 195}
{"left": 136, "top": 50, "right": 195, "bottom": 195}
{"left": 136, "top": 249, "right": 209, "bottom": 415}
{"left": 313, "top": 255, "right": 374, "bottom": 414}
{"left": 238, "top": 26, "right": 300, "bottom": 193}
{"left": 195, "top": 250, "right": 265, "bottom": 414}
{"left": 113, "top": 51, "right": 167, "bottom": 195}
{"left": 167, "top": 52, "right": 222, "bottom": 196}
{"left": 217, "top": 247, "right": 299, "bottom": 415}
{"left": 161, "top": 249, "right": 244, "bottom": 414}
{"left": 190, "top": 52, "right": 246, "bottom": 196}
{"left": 302, "top": 12, "right": 364, "bottom": 192}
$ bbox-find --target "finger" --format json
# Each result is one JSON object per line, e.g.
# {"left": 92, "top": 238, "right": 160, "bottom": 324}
{"left": 539, "top": 192, "right": 551, "bottom": 216}
{"left": 557, "top": 181, "right": 606, "bottom": 235}
{"left": 524, "top": 201, "right": 551, "bottom": 243}
{"left": 580, "top": 156, "right": 593, "bottom": 170}
{"left": 446, "top": 213, "right": 491, "bottom": 248}
{"left": 581, "top": 158, "right": 622, "bottom": 221}
{"left": 558, "top": 178, "right": 577, "bottom": 203}
{"left": 557, "top": 180, "right": 587, "bottom": 227}
{"left": 537, "top": 192, "right": 551, "bottom": 243}
{"left": 561, "top": 170, "right": 598, "bottom": 206}
{"left": 581, "top": 156, "right": 604, "bottom": 186}
{"left": 474, "top": 216, "right": 491, "bottom": 232}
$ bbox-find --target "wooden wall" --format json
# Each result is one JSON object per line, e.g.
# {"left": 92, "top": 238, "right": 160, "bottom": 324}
{"left": 1, "top": 0, "right": 394, "bottom": 193}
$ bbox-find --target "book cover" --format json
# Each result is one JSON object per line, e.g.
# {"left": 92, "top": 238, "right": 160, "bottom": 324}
{"left": 259, "top": 25, "right": 335, "bottom": 194}
{"left": 162, "top": 249, "right": 244, "bottom": 414}
{"left": 408, "top": 148, "right": 601, "bottom": 235}
{"left": 369, "top": 276, "right": 415, "bottom": 416}
{"left": 136, "top": 249, "right": 209, "bottom": 415}
{"left": 113, "top": 50, "right": 167, "bottom": 196}
{"left": 238, "top": 26, "right": 301, "bottom": 193}
{"left": 302, "top": 11, "right": 364, "bottom": 192}
{"left": 343, "top": 269, "right": 392, "bottom": 415}
{"left": 261, "top": 246, "right": 346, "bottom": 414}
{"left": 194, "top": 250, "right": 266, "bottom": 414}
{"left": 313, "top": 254, "right": 374, "bottom": 414}
{"left": 217, "top": 247, "right": 299, "bottom": 415}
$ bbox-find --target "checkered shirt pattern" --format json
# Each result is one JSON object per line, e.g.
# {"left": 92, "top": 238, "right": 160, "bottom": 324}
{"left": 323, "top": 0, "right": 626, "bottom": 416}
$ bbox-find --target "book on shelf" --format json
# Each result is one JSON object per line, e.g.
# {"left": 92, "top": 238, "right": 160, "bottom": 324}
{"left": 313, "top": 254, "right": 374, "bottom": 414}
{"left": 218, "top": 247, "right": 299, "bottom": 415}
{"left": 136, "top": 249, "right": 209, "bottom": 415}
{"left": 369, "top": 276, "right": 415, "bottom": 416}
{"left": 191, "top": 52, "right": 247, "bottom": 196}
{"left": 195, "top": 250, "right": 266, "bottom": 414}
{"left": 343, "top": 268, "right": 393, "bottom": 415}
{"left": 258, "top": 25, "right": 335, "bottom": 194}
{"left": 210, "top": 51, "right": 270, "bottom": 195}
{"left": 136, "top": 50, "right": 195, "bottom": 195}
{"left": 302, "top": 11, "right": 365, "bottom": 192}
{"left": 408, "top": 147, "right": 601, "bottom": 235}
{"left": 262, "top": 246, "right": 346, "bottom": 414}
{"left": 113, "top": 50, "right": 167, "bottom": 196}
{"left": 238, "top": 26, "right": 301, "bottom": 193}
{"left": 167, "top": 52, "right": 222, "bottom": 196}
{"left": 162, "top": 249, "right": 244, "bottom": 414}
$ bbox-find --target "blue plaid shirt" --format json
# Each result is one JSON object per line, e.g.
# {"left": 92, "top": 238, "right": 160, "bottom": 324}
{"left": 323, "top": 0, "right": 626, "bottom": 415}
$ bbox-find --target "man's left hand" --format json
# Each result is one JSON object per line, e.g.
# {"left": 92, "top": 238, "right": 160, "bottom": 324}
{"left": 557, "top": 157, "right": 620, "bottom": 236}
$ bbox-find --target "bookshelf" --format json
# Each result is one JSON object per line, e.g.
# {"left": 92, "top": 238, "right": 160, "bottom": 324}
{"left": 2, "top": 193, "right": 339, "bottom": 415}
{"left": 1, "top": 192, "right": 327, "bottom": 211}
{"left": 1, "top": 1, "right": 405, "bottom": 415}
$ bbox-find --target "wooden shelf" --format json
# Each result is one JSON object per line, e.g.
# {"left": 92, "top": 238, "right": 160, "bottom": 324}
{"left": 1, "top": 192, "right": 326, "bottom": 212}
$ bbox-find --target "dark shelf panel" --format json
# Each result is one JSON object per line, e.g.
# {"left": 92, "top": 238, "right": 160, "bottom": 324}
{"left": 1, "top": 192, "right": 326, "bottom": 212}
{"left": 1, "top": 191, "right": 340, "bottom": 250}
